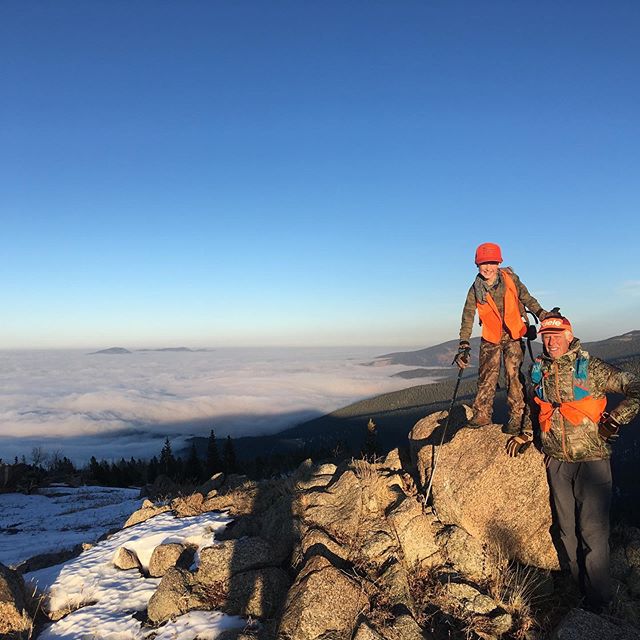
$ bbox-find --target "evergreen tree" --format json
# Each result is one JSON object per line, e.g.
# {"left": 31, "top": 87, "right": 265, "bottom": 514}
{"left": 223, "top": 435, "right": 237, "bottom": 474}
{"left": 185, "top": 442, "right": 202, "bottom": 481}
{"left": 147, "top": 456, "right": 159, "bottom": 483}
{"left": 159, "top": 437, "right": 176, "bottom": 478}
{"left": 364, "top": 418, "right": 378, "bottom": 460}
{"left": 206, "top": 429, "right": 222, "bottom": 477}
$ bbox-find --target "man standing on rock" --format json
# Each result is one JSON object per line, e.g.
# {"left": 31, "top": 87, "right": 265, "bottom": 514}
{"left": 454, "top": 242, "right": 547, "bottom": 433}
{"left": 506, "top": 312, "right": 640, "bottom": 611}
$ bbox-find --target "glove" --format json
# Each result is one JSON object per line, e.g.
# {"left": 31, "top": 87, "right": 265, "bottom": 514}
{"left": 453, "top": 341, "right": 471, "bottom": 369}
{"left": 598, "top": 413, "right": 620, "bottom": 443}
{"left": 505, "top": 433, "right": 533, "bottom": 457}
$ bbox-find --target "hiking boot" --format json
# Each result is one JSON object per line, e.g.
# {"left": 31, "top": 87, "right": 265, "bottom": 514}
{"left": 467, "top": 414, "right": 491, "bottom": 429}
{"left": 502, "top": 418, "right": 523, "bottom": 435}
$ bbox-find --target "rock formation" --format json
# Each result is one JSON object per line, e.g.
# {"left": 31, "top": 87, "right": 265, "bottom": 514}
{"left": 410, "top": 404, "right": 559, "bottom": 570}
{"left": 10, "top": 406, "right": 640, "bottom": 639}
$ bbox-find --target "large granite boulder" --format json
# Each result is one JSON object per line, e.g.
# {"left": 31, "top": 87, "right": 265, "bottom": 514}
{"left": 0, "top": 563, "right": 32, "bottom": 639}
{"left": 409, "top": 406, "right": 559, "bottom": 570}
{"left": 277, "top": 555, "right": 369, "bottom": 640}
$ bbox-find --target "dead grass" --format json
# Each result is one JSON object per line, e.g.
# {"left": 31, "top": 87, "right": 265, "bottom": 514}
{"left": 195, "top": 580, "right": 227, "bottom": 610}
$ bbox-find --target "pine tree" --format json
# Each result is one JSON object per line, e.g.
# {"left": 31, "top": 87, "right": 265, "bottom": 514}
{"left": 223, "top": 435, "right": 237, "bottom": 474}
{"left": 147, "top": 456, "right": 159, "bottom": 483}
{"left": 364, "top": 418, "right": 378, "bottom": 460}
{"left": 185, "top": 442, "right": 202, "bottom": 481}
{"left": 206, "top": 429, "right": 222, "bottom": 477}
{"left": 159, "top": 437, "right": 176, "bottom": 478}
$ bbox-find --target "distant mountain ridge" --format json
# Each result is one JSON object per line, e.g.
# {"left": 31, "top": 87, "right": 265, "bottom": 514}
{"left": 90, "top": 346, "right": 208, "bottom": 355}
{"left": 375, "top": 330, "right": 640, "bottom": 370}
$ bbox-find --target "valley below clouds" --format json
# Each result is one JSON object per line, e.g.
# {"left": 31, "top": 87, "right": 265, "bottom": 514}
{"left": 0, "top": 346, "right": 421, "bottom": 464}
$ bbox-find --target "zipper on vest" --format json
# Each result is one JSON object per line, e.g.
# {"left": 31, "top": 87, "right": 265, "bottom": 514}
{"left": 553, "top": 361, "right": 570, "bottom": 461}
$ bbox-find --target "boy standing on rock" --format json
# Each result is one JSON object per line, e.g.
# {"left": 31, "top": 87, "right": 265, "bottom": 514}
{"left": 454, "top": 242, "right": 547, "bottom": 433}
{"left": 506, "top": 313, "right": 640, "bottom": 611}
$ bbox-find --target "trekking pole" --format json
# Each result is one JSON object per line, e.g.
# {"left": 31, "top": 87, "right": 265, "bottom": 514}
{"left": 423, "top": 364, "right": 464, "bottom": 507}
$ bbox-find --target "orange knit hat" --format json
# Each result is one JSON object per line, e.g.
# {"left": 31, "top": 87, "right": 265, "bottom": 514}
{"left": 475, "top": 242, "right": 503, "bottom": 265}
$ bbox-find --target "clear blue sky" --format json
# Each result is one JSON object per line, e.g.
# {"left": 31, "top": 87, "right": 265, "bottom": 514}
{"left": 2, "top": 1, "right": 639, "bottom": 349}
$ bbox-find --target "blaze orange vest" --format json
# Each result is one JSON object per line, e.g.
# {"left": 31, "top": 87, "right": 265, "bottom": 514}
{"left": 476, "top": 269, "right": 527, "bottom": 344}
{"left": 534, "top": 395, "right": 606, "bottom": 433}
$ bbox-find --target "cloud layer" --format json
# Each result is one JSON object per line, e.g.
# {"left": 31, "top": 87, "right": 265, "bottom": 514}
{"left": 0, "top": 347, "right": 422, "bottom": 463}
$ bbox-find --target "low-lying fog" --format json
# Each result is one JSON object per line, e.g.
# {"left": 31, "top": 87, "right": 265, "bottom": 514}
{"left": 0, "top": 346, "right": 429, "bottom": 464}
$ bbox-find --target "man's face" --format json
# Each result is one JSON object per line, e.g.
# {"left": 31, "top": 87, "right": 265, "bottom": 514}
{"left": 477, "top": 262, "right": 499, "bottom": 282}
{"left": 542, "top": 331, "right": 572, "bottom": 359}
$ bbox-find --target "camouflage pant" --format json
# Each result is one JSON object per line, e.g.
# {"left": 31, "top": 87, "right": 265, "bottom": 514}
{"left": 472, "top": 335, "right": 526, "bottom": 425}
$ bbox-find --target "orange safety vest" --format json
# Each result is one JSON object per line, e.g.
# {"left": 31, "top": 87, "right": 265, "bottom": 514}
{"left": 534, "top": 395, "right": 607, "bottom": 433}
{"left": 476, "top": 269, "right": 527, "bottom": 344}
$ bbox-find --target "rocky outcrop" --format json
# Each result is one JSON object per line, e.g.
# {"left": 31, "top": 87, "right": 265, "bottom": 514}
{"left": 410, "top": 404, "right": 559, "bottom": 570}
{"left": 276, "top": 456, "right": 440, "bottom": 639}
{"left": 0, "top": 563, "right": 32, "bottom": 639}
{"left": 49, "top": 408, "right": 640, "bottom": 639}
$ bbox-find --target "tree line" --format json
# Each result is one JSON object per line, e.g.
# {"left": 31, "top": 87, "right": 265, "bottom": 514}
{"left": 1, "top": 420, "right": 382, "bottom": 491}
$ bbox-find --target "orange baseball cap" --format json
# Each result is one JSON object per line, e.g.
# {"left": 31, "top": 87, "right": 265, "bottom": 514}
{"left": 475, "top": 242, "right": 503, "bottom": 265}
{"left": 539, "top": 316, "right": 573, "bottom": 334}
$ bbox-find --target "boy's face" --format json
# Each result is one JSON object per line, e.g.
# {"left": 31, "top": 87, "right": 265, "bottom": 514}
{"left": 477, "top": 262, "right": 499, "bottom": 282}
{"left": 542, "top": 331, "right": 572, "bottom": 359}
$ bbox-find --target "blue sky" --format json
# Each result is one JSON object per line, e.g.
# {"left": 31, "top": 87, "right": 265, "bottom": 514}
{"left": 2, "top": 1, "right": 639, "bottom": 349}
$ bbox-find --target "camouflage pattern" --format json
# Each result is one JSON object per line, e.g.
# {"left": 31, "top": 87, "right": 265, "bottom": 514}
{"left": 523, "top": 339, "right": 640, "bottom": 462}
{"left": 459, "top": 268, "right": 545, "bottom": 343}
{"left": 472, "top": 334, "right": 526, "bottom": 425}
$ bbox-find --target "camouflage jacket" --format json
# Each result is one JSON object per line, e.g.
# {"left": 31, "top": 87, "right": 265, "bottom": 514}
{"left": 523, "top": 339, "right": 640, "bottom": 462}
{"left": 459, "top": 268, "right": 545, "bottom": 343}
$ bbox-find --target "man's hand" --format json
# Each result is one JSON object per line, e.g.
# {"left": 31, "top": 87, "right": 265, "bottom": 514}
{"left": 505, "top": 433, "right": 532, "bottom": 457}
{"left": 598, "top": 413, "right": 620, "bottom": 443}
{"left": 453, "top": 341, "right": 471, "bottom": 369}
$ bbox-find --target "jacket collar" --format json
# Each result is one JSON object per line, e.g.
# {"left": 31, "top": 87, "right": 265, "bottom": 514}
{"left": 540, "top": 337, "right": 582, "bottom": 364}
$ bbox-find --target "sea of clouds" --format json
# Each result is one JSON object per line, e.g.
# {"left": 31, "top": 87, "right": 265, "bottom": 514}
{"left": 0, "top": 346, "right": 428, "bottom": 464}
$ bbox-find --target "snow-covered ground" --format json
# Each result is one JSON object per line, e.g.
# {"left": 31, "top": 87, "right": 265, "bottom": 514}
{"left": 0, "top": 485, "right": 142, "bottom": 568}
{"left": 1, "top": 486, "right": 249, "bottom": 640}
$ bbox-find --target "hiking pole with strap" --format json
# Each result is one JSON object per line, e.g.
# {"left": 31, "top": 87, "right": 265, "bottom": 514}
{"left": 423, "top": 363, "right": 464, "bottom": 507}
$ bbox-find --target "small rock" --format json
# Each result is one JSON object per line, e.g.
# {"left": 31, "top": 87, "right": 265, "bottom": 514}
{"left": 198, "top": 472, "right": 225, "bottom": 496}
{"left": 148, "top": 543, "right": 188, "bottom": 578}
{"left": 444, "top": 582, "right": 497, "bottom": 614}
{"left": 113, "top": 547, "right": 142, "bottom": 571}
{"left": 626, "top": 538, "right": 640, "bottom": 570}
{"left": 124, "top": 503, "right": 171, "bottom": 528}
{"left": 381, "top": 448, "right": 402, "bottom": 471}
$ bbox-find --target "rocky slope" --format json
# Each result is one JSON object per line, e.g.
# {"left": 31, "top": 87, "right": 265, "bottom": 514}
{"left": 4, "top": 407, "right": 640, "bottom": 640}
